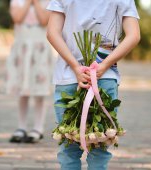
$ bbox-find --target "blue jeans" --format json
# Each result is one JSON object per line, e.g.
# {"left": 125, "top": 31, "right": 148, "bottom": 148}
{"left": 54, "top": 79, "right": 118, "bottom": 170}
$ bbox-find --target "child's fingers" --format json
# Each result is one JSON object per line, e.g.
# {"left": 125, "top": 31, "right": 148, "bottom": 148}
{"left": 79, "top": 82, "right": 90, "bottom": 89}
{"left": 85, "top": 70, "right": 90, "bottom": 76}
{"left": 83, "top": 73, "right": 91, "bottom": 81}
{"left": 96, "top": 74, "right": 100, "bottom": 79}
{"left": 82, "top": 78, "right": 90, "bottom": 83}
{"left": 96, "top": 72, "right": 102, "bottom": 79}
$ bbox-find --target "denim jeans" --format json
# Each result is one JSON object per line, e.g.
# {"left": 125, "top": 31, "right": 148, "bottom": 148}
{"left": 54, "top": 79, "right": 118, "bottom": 170}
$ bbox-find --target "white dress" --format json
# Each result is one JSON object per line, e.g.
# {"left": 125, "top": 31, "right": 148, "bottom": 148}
{"left": 6, "top": 0, "right": 52, "bottom": 96}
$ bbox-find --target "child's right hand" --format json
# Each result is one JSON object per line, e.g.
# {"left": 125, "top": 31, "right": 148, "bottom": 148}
{"left": 73, "top": 66, "right": 91, "bottom": 89}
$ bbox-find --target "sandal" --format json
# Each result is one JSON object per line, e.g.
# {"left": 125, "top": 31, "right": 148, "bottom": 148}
{"left": 9, "top": 129, "right": 27, "bottom": 143}
{"left": 25, "top": 130, "right": 44, "bottom": 143}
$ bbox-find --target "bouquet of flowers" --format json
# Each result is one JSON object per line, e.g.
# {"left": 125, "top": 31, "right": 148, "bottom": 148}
{"left": 52, "top": 30, "right": 126, "bottom": 152}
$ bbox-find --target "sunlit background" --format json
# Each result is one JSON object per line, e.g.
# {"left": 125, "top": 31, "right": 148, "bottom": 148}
{"left": 140, "top": 0, "right": 151, "bottom": 11}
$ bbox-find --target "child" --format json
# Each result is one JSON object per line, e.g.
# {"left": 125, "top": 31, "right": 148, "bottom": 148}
{"left": 47, "top": 0, "right": 140, "bottom": 169}
{"left": 7, "top": 0, "right": 52, "bottom": 143}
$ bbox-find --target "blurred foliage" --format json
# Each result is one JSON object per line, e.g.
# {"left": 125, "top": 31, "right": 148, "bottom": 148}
{"left": 127, "top": 0, "right": 151, "bottom": 61}
{"left": 135, "top": 0, "right": 140, "bottom": 8}
{"left": 0, "top": 0, "right": 151, "bottom": 60}
{"left": 0, "top": 0, "right": 12, "bottom": 28}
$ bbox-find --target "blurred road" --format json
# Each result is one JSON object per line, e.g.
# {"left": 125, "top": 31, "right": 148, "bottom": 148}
{"left": 0, "top": 56, "right": 151, "bottom": 170}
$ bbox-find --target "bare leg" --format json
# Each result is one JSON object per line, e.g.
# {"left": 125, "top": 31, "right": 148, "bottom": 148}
{"left": 25, "top": 96, "right": 46, "bottom": 142}
{"left": 9, "top": 96, "right": 29, "bottom": 142}
{"left": 33, "top": 96, "right": 47, "bottom": 133}
{"left": 18, "top": 96, "right": 29, "bottom": 130}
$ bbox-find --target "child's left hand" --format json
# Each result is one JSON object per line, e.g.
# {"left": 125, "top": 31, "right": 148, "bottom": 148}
{"left": 96, "top": 63, "right": 107, "bottom": 79}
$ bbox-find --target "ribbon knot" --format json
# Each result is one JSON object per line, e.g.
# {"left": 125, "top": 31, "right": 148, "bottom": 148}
{"left": 80, "top": 66, "right": 89, "bottom": 73}
{"left": 90, "top": 61, "right": 99, "bottom": 70}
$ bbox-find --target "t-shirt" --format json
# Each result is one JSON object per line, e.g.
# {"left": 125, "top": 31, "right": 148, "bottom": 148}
{"left": 47, "top": 0, "right": 139, "bottom": 85}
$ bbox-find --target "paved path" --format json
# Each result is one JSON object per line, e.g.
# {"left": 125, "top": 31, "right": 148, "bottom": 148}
{"left": 0, "top": 58, "right": 151, "bottom": 170}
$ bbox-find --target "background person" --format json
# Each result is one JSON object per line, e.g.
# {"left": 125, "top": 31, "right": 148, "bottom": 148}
{"left": 6, "top": 0, "right": 52, "bottom": 143}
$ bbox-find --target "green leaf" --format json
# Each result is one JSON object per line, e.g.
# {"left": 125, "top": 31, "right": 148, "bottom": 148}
{"left": 97, "top": 123, "right": 104, "bottom": 132}
{"left": 110, "top": 111, "right": 117, "bottom": 119}
{"left": 102, "top": 89, "right": 109, "bottom": 97}
{"left": 67, "top": 103, "right": 77, "bottom": 108}
{"left": 103, "top": 100, "right": 111, "bottom": 108}
{"left": 63, "top": 112, "right": 71, "bottom": 120}
{"left": 89, "top": 106, "right": 97, "bottom": 113}
{"left": 68, "top": 97, "right": 80, "bottom": 105}
{"left": 58, "top": 138, "right": 65, "bottom": 145}
{"left": 95, "top": 114, "right": 101, "bottom": 122}
{"left": 111, "top": 99, "right": 121, "bottom": 108}
{"left": 61, "top": 92, "right": 74, "bottom": 100}
{"left": 100, "top": 112, "right": 106, "bottom": 118}
{"left": 55, "top": 103, "right": 68, "bottom": 108}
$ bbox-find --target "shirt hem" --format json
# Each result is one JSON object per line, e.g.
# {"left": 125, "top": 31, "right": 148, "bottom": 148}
{"left": 53, "top": 77, "right": 120, "bottom": 85}
{"left": 123, "top": 11, "right": 140, "bottom": 19}
{"left": 46, "top": 6, "right": 64, "bottom": 13}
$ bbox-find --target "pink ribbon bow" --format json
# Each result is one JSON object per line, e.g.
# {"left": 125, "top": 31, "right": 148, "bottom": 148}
{"left": 80, "top": 61, "right": 117, "bottom": 153}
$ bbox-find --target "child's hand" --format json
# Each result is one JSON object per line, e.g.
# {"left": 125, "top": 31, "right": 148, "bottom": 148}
{"left": 96, "top": 63, "right": 107, "bottom": 79}
{"left": 74, "top": 66, "right": 91, "bottom": 89}
{"left": 27, "top": 0, "right": 32, "bottom": 4}
{"left": 32, "top": 0, "right": 39, "bottom": 4}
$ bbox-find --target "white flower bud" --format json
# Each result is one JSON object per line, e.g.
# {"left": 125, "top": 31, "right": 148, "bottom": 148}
{"left": 94, "top": 127, "right": 99, "bottom": 132}
{"left": 88, "top": 133, "right": 96, "bottom": 141}
{"left": 97, "top": 132, "right": 108, "bottom": 142}
{"left": 65, "top": 133, "right": 72, "bottom": 140}
{"left": 105, "top": 139, "right": 112, "bottom": 146}
{"left": 105, "top": 129, "right": 117, "bottom": 138}
{"left": 112, "top": 136, "right": 119, "bottom": 144}
{"left": 53, "top": 132, "right": 62, "bottom": 141}
{"left": 72, "top": 136, "right": 80, "bottom": 142}
{"left": 72, "top": 130, "right": 78, "bottom": 135}
{"left": 117, "top": 130, "right": 126, "bottom": 136}
{"left": 72, "top": 134, "right": 80, "bottom": 142}
{"left": 59, "top": 126, "right": 65, "bottom": 133}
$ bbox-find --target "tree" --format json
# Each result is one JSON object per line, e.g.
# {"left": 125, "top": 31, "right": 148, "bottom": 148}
{"left": 0, "top": 0, "right": 12, "bottom": 28}
{"left": 127, "top": 0, "right": 151, "bottom": 60}
{"left": 135, "top": 0, "right": 140, "bottom": 8}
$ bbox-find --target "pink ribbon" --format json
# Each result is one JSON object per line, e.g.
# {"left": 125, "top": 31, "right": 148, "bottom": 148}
{"left": 80, "top": 61, "right": 117, "bottom": 153}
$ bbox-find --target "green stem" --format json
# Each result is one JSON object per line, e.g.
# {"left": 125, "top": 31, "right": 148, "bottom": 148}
{"left": 85, "top": 30, "right": 89, "bottom": 66}
{"left": 73, "top": 33, "right": 83, "bottom": 55}
{"left": 83, "top": 30, "right": 88, "bottom": 65}
{"left": 78, "top": 32, "right": 84, "bottom": 51}
{"left": 88, "top": 31, "right": 93, "bottom": 65}
{"left": 92, "top": 33, "right": 101, "bottom": 61}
